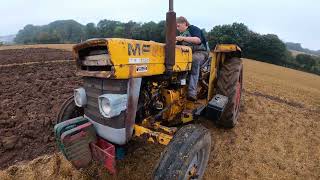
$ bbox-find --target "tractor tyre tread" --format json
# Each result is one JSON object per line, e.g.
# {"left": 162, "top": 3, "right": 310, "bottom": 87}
{"left": 216, "top": 57, "right": 243, "bottom": 128}
{"left": 153, "top": 124, "right": 211, "bottom": 180}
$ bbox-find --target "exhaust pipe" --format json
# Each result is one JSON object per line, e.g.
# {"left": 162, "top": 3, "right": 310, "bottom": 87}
{"left": 165, "top": 0, "right": 176, "bottom": 75}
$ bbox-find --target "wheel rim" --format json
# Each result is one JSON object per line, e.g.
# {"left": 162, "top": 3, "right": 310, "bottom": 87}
{"left": 184, "top": 148, "right": 206, "bottom": 180}
{"left": 56, "top": 96, "right": 84, "bottom": 124}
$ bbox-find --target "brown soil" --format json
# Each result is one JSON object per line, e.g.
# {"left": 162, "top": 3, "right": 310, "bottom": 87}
{"left": 0, "top": 44, "right": 74, "bottom": 51}
{"left": 0, "top": 48, "right": 73, "bottom": 65}
{"left": 0, "top": 51, "right": 81, "bottom": 169}
{"left": 0, "top": 47, "right": 319, "bottom": 180}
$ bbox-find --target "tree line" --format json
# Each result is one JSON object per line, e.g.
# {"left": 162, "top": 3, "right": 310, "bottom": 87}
{"left": 14, "top": 20, "right": 166, "bottom": 44}
{"left": 14, "top": 20, "right": 320, "bottom": 75}
{"left": 207, "top": 23, "right": 320, "bottom": 75}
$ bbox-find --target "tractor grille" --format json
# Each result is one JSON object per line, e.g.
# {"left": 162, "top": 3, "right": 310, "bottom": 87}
{"left": 83, "top": 77, "right": 128, "bottom": 128}
{"left": 78, "top": 46, "right": 113, "bottom": 71}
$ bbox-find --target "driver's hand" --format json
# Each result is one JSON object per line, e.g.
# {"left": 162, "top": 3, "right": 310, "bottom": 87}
{"left": 176, "top": 36, "right": 185, "bottom": 42}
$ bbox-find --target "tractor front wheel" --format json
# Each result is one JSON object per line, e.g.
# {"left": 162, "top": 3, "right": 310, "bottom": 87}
{"left": 153, "top": 124, "right": 211, "bottom": 180}
{"left": 56, "top": 95, "right": 84, "bottom": 124}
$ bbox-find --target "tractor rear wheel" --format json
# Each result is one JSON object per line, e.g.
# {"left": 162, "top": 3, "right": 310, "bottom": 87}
{"left": 56, "top": 95, "right": 84, "bottom": 124}
{"left": 216, "top": 57, "right": 243, "bottom": 128}
{"left": 153, "top": 124, "right": 211, "bottom": 180}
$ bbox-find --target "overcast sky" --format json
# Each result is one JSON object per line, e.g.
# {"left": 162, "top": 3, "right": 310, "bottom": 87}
{"left": 1, "top": 0, "right": 319, "bottom": 50}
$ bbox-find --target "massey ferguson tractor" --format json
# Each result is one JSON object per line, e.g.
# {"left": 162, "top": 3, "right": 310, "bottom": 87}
{"left": 54, "top": 0, "right": 243, "bottom": 179}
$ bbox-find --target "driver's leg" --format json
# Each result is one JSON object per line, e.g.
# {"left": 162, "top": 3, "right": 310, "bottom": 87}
{"left": 188, "top": 51, "right": 208, "bottom": 101}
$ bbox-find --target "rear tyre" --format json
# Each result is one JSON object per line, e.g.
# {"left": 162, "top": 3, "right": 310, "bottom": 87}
{"left": 153, "top": 124, "right": 211, "bottom": 180}
{"left": 56, "top": 95, "right": 84, "bottom": 124}
{"left": 216, "top": 57, "right": 243, "bottom": 128}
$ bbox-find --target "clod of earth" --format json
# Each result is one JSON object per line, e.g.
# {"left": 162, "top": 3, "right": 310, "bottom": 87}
{"left": 2, "top": 136, "right": 19, "bottom": 150}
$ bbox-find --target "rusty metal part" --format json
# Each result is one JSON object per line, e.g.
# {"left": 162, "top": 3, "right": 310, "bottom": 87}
{"left": 134, "top": 125, "right": 173, "bottom": 145}
{"left": 82, "top": 54, "right": 112, "bottom": 66}
{"left": 214, "top": 44, "right": 242, "bottom": 53}
{"left": 154, "top": 99, "right": 178, "bottom": 120}
{"left": 165, "top": 0, "right": 176, "bottom": 74}
{"left": 181, "top": 111, "right": 193, "bottom": 123}
{"left": 73, "top": 38, "right": 108, "bottom": 52}
{"left": 125, "top": 78, "right": 142, "bottom": 142}
{"left": 153, "top": 122, "right": 177, "bottom": 135}
{"left": 141, "top": 119, "right": 177, "bottom": 135}
{"left": 76, "top": 70, "right": 114, "bottom": 78}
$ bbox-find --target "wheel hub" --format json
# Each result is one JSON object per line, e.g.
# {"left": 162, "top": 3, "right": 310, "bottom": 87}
{"left": 184, "top": 149, "right": 206, "bottom": 180}
{"left": 186, "top": 155, "right": 199, "bottom": 179}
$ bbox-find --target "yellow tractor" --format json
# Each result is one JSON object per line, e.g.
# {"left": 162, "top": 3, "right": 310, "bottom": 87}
{"left": 54, "top": 0, "right": 243, "bottom": 179}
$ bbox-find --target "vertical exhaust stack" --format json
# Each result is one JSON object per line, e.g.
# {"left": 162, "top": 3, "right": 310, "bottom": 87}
{"left": 165, "top": 0, "right": 176, "bottom": 75}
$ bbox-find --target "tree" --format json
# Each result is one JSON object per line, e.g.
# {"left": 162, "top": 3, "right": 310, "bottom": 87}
{"left": 207, "top": 23, "right": 290, "bottom": 65}
{"left": 207, "top": 23, "right": 251, "bottom": 50}
{"left": 85, "top": 23, "right": 98, "bottom": 39}
{"left": 257, "top": 34, "right": 289, "bottom": 65}
{"left": 15, "top": 20, "right": 85, "bottom": 44}
{"left": 97, "top": 20, "right": 122, "bottom": 38}
{"left": 296, "top": 54, "right": 317, "bottom": 68}
{"left": 14, "top": 24, "right": 40, "bottom": 44}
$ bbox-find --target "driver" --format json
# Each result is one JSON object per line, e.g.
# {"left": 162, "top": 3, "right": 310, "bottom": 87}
{"left": 176, "top": 16, "right": 209, "bottom": 101}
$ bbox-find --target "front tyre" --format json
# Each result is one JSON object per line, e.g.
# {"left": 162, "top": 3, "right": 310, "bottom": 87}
{"left": 56, "top": 95, "right": 84, "bottom": 124}
{"left": 153, "top": 124, "right": 212, "bottom": 180}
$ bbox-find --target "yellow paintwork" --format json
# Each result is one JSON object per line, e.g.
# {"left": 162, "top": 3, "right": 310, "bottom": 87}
{"left": 207, "top": 52, "right": 226, "bottom": 101}
{"left": 207, "top": 43, "right": 242, "bottom": 101}
{"left": 162, "top": 89, "right": 185, "bottom": 121}
{"left": 153, "top": 122, "right": 177, "bottom": 135}
{"left": 181, "top": 111, "right": 193, "bottom": 123}
{"left": 147, "top": 137, "right": 155, "bottom": 143}
{"left": 73, "top": 39, "right": 242, "bottom": 146}
{"left": 73, "top": 39, "right": 241, "bottom": 81}
{"left": 134, "top": 125, "right": 173, "bottom": 145}
{"left": 214, "top": 44, "right": 242, "bottom": 53}
{"left": 141, "top": 119, "right": 177, "bottom": 135}
{"left": 73, "top": 38, "right": 193, "bottom": 79}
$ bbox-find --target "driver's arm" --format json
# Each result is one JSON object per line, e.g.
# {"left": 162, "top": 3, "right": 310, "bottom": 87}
{"left": 176, "top": 36, "right": 201, "bottom": 45}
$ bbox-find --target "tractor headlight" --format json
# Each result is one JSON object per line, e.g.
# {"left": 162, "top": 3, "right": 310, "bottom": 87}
{"left": 98, "top": 94, "right": 127, "bottom": 118}
{"left": 74, "top": 87, "right": 87, "bottom": 107}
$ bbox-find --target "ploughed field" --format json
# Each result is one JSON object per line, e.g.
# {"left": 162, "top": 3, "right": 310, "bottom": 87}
{"left": 0, "top": 45, "right": 319, "bottom": 179}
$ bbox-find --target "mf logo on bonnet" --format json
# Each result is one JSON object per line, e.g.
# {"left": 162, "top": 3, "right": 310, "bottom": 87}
{"left": 128, "top": 43, "right": 151, "bottom": 56}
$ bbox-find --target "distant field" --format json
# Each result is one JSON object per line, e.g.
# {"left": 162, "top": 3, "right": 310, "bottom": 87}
{"left": 0, "top": 44, "right": 74, "bottom": 51}
{"left": 290, "top": 49, "right": 319, "bottom": 57}
{"left": 243, "top": 58, "right": 320, "bottom": 108}
{"left": 290, "top": 50, "right": 307, "bottom": 57}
